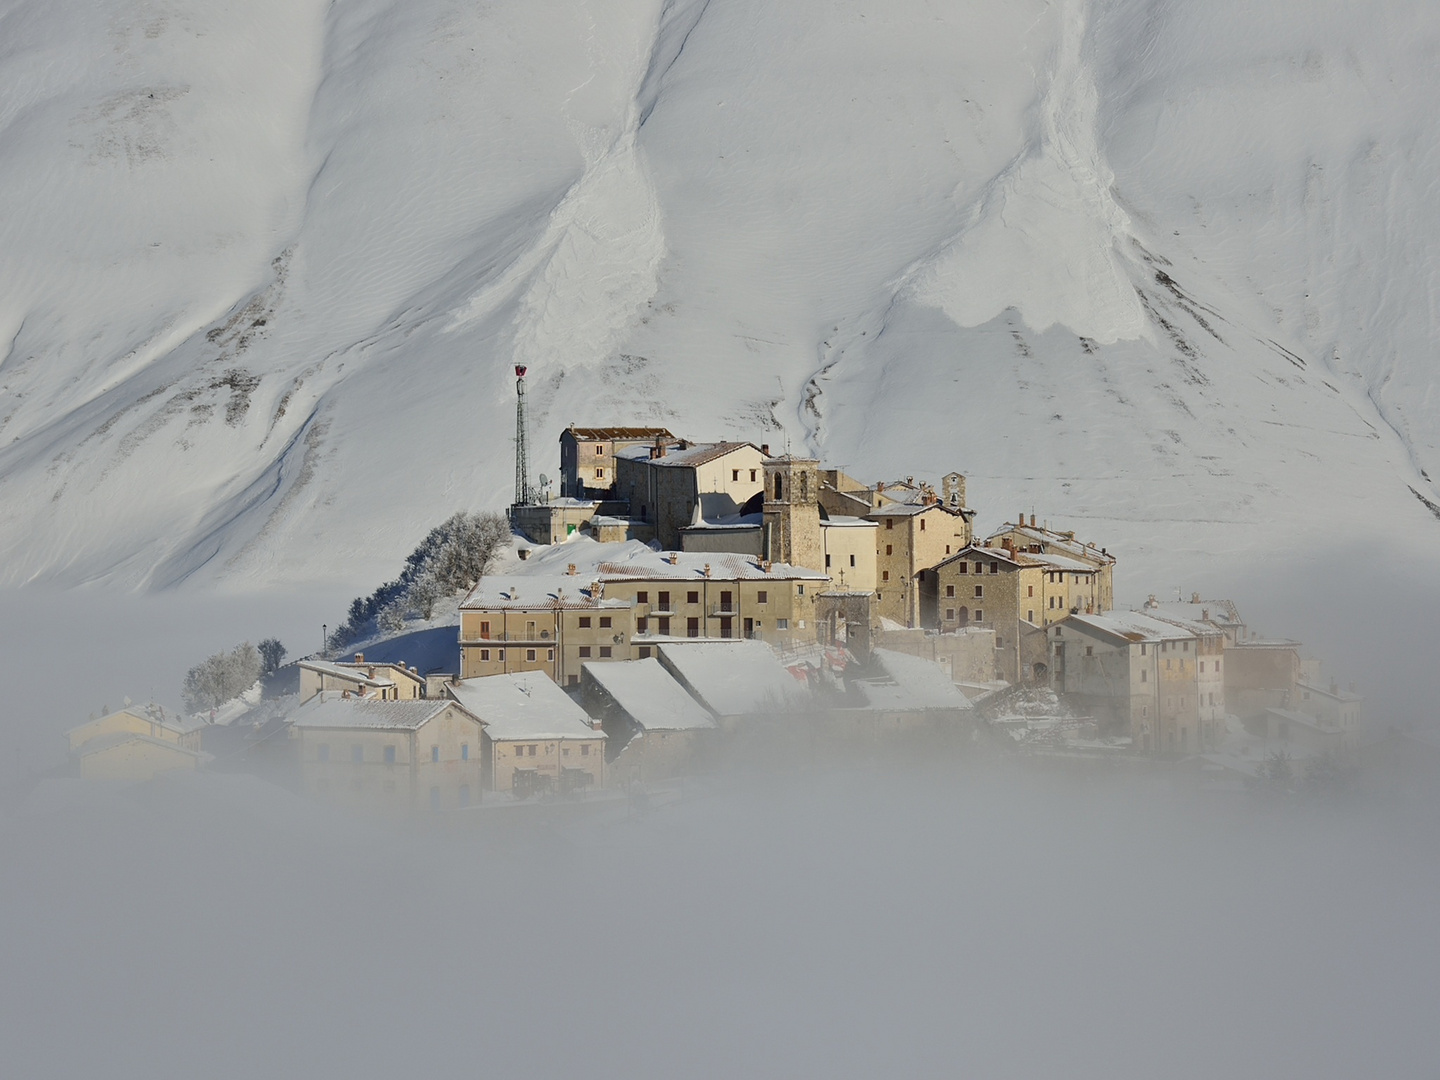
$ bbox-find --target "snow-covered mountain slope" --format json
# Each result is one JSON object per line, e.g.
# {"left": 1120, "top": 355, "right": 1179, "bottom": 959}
{"left": 0, "top": 0, "right": 1436, "bottom": 592}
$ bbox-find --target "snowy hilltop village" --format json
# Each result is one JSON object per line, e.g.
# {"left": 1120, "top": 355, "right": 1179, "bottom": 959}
{"left": 62, "top": 367, "right": 1420, "bottom": 814}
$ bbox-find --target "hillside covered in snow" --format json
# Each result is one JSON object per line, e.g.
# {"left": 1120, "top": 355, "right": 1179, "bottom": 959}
{"left": 1, "top": 0, "right": 1437, "bottom": 592}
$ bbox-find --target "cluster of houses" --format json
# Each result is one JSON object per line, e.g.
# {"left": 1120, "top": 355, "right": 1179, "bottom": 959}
{"left": 62, "top": 423, "right": 1387, "bottom": 809}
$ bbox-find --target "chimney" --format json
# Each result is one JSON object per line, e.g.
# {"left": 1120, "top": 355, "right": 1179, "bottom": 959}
{"left": 591, "top": 581, "right": 603, "bottom": 602}
{"left": 1202, "top": 609, "right": 1210, "bottom": 622}
{"left": 1191, "top": 592, "right": 1201, "bottom": 604}
{"left": 1029, "top": 514, "right": 1037, "bottom": 527}
{"left": 1146, "top": 594, "right": 1157, "bottom": 608}
{"left": 761, "top": 443, "right": 770, "bottom": 456}
{"left": 341, "top": 689, "right": 351, "bottom": 699}
{"left": 703, "top": 563, "right": 712, "bottom": 578}
{"left": 567, "top": 563, "right": 577, "bottom": 576}
{"left": 1002, "top": 538, "right": 1013, "bottom": 552}
{"left": 1019, "top": 510, "right": 1025, "bottom": 527}
{"left": 353, "top": 652, "right": 364, "bottom": 664}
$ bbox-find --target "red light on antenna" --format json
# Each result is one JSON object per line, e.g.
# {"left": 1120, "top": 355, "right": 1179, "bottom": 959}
{"left": 515, "top": 365, "right": 527, "bottom": 378}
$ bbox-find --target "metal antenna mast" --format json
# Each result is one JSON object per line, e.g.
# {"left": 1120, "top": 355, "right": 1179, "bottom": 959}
{"left": 513, "top": 364, "right": 532, "bottom": 506}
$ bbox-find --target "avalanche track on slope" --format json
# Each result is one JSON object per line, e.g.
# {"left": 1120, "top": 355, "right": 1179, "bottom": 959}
{"left": 0, "top": 0, "right": 1436, "bottom": 593}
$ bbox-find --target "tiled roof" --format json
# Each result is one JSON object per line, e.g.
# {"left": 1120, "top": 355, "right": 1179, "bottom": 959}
{"left": 614, "top": 441, "right": 759, "bottom": 468}
{"left": 565, "top": 426, "right": 674, "bottom": 441}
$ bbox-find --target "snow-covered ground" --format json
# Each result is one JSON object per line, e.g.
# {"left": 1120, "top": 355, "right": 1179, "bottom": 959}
{"left": 1, "top": 0, "right": 1438, "bottom": 594}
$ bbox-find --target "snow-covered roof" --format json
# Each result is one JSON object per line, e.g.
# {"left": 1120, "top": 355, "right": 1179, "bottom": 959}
{"left": 289, "top": 694, "right": 467, "bottom": 731}
{"left": 1265, "top": 707, "right": 1339, "bottom": 732}
{"left": 65, "top": 705, "right": 187, "bottom": 739}
{"left": 1143, "top": 600, "right": 1244, "bottom": 629}
{"left": 870, "top": 649, "right": 973, "bottom": 709}
{"left": 820, "top": 515, "right": 877, "bottom": 528}
{"left": 298, "top": 660, "right": 393, "bottom": 688}
{"left": 595, "top": 547, "right": 828, "bottom": 582}
{"left": 868, "top": 502, "right": 953, "bottom": 518}
{"left": 988, "top": 524, "right": 1115, "bottom": 564}
{"left": 656, "top": 640, "right": 812, "bottom": 716}
{"left": 581, "top": 659, "right": 717, "bottom": 731}
{"left": 458, "top": 575, "right": 628, "bottom": 611}
{"left": 1136, "top": 605, "right": 1229, "bottom": 636}
{"left": 1061, "top": 611, "right": 1196, "bottom": 644}
{"left": 445, "top": 671, "right": 602, "bottom": 742}
{"left": 1298, "top": 680, "right": 1362, "bottom": 703}
{"left": 615, "top": 440, "right": 759, "bottom": 468}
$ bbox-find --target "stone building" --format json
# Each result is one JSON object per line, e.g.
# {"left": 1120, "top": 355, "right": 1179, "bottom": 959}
{"left": 986, "top": 517, "right": 1116, "bottom": 612}
{"left": 76, "top": 733, "right": 204, "bottom": 783}
{"left": 1224, "top": 639, "right": 1302, "bottom": 722}
{"left": 559, "top": 425, "right": 673, "bottom": 499}
{"left": 1048, "top": 612, "right": 1209, "bottom": 753}
{"left": 66, "top": 704, "right": 196, "bottom": 754}
{"left": 288, "top": 695, "right": 486, "bottom": 812}
{"left": 612, "top": 440, "right": 766, "bottom": 549}
{"left": 1138, "top": 601, "right": 1228, "bottom": 734}
{"left": 868, "top": 501, "right": 971, "bottom": 628}
{"left": 299, "top": 657, "right": 425, "bottom": 703}
{"left": 445, "top": 671, "right": 605, "bottom": 794}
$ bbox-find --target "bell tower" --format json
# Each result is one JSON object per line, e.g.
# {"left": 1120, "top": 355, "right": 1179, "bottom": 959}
{"left": 762, "top": 455, "right": 823, "bottom": 571}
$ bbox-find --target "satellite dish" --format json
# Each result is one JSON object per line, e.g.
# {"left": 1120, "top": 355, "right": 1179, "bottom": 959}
{"left": 539, "top": 473, "right": 549, "bottom": 486}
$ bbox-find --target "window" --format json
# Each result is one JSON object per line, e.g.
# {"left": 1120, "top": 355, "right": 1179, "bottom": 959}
{"left": 579, "top": 646, "right": 592, "bottom": 658}
{"left": 1199, "top": 661, "right": 1205, "bottom": 673}
{"left": 882, "top": 570, "right": 890, "bottom": 582}
{"left": 528, "top": 745, "right": 537, "bottom": 757}
{"left": 687, "top": 618, "right": 700, "bottom": 637}
{"left": 1140, "top": 670, "right": 1148, "bottom": 682}
{"left": 461, "top": 743, "right": 469, "bottom": 761}
{"left": 578, "top": 616, "right": 591, "bottom": 628}
{"left": 497, "top": 649, "right": 505, "bottom": 660}
{"left": 1027, "top": 610, "right": 1034, "bottom": 622}
{"left": 599, "top": 646, "right": 613, "bottom": 658}
{"left": 595, "top": 468, "right": 604, "bottom": 479}
{"left": 526, "top": 649, "right": 537, "bottom": 662}
{"left": 885, "top": 544, "right": 893, "bottom": 556}
{"left": 756, "top": 590, "right": 768, "bottom": 605}
{"left": 1027, "top": 585, "right": 1034, "bottom": 597}
{"left": 687, "top": 590, "right": 699, "bottom": 605}
{"left": 480, "top": 620, "right": 491, "bottom": 637}
{"left": 1183, "top": 641, "right": 1190, "bottom": 652}
{"left": 1140, "top": 644, "right": 1147, "bottom": 656}
{"left": 637, "top": 590, "right": 649, "bottom": 604}
{"left": 1086, "top": 646, "right": 1093, "bottom": 656}
{"left": 974, "top": 585, "right": 983, "bottom": 598}
{"left": 581, "top": 744, "right": 590, "bottom": 756}
{"left": 732, "top": 469, "right": 740, "bottom": 481}
{"left": 352, "top": 745, "right": 363, "bottom": 763}
{"left": 849, "top": 554, "right": 855, "bottom": 567}
{"left": 750, "top": 470, "right": 757, "bottom": 481}
{"left": 946, "top": 585, "right": 955, "bottom": 597}
{"left": 515, "top": 746, "right": 524, "bottom": 757}
{"left": 776, "top": 618, "right": 789, "bottom": 630}
{"left": 429, "top": 745, "right": 438, "bottom": 763}
{"left": 990, "top": 562, "right": 999, "bottom": 574}
{"left": 797, "top": 585, "right": 804, "bottom": 595}
{"left": 639, "top": 646, "right": 652, "bottom": 658}
{"left": 958, "top": 561, "right": 968, "bottom": 574}
{"left": 568, "top": 674, "right": 578, "bottom": 686}
{"left": 1166, "top": 659, "right": 1172, "bottom": 670}
{"left": 919, "top": 519, "right": 926, "bottom": 531}
{"left": 886, "top": 519, "right": 894, "bottom": 530}
{"left": 480, "top": 648, "right": 490, "bottom": 661}
{"left": 658, "top": 617, "right": 670, "bottom": 635}
{"left": 658, "top": 591, "right": 670, "bottom": 609}
{"left": 547, "top": 649, "right": 554, "bottom": 661}
{"left": 637, "top": 617, "right": 649, "bottom": 633}
{"left": 595, "top": 445, "right": 603, "bottom": 455}
{"left": 973, "top": 610, "right": 982, "bottom": 622}
{"left": 946, "top": 545, "right": 951, "bottom": 555}
{"left": 825, "top": 554, "right": 832, "bottom": 567}
{"left": 526, "top": 620, "right": 536, "bottom": 638}
{"left": 599, "top": 616, "right": 612, "bottom": 629}
{"left": 317, "top": 743, "right": 330, "bottom": 762}
{"left": 946, "top": 608, "right": 955, "bottom": 621}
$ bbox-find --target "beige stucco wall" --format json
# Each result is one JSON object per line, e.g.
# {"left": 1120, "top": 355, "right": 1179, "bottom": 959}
{"left": 293, "top": 704, "right": 483, "bottom": 811}
{"left": 488, "top": 735, "right": 605, "bottom": 793}
{"left": 871, "top": 507, "right": 970, "bottom": 627}
{"left": 80, "top": 739, "right": 196, "bottom": 783}
{"left": 68, "top": 710, "right": 180, "bottom": 752}
{"left": 821, "top": 521, "right": 877, "bottom": 592}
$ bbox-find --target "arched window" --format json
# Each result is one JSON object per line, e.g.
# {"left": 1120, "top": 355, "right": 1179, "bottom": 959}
{"left": 957, "top": 606, "right": 969, "bottom": 625}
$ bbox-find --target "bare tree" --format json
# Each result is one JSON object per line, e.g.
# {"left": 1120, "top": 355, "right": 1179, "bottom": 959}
{"left": 183, "top": 642, "right": 263, "bottom": 713}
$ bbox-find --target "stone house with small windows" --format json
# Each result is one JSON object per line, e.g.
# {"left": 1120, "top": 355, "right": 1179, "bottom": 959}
{"left": 288, "top": 694, "right": 485, "bottom": 812}
{"left": 612, "top": 440, "right": 767, "bottom": 549}
{"left": 559, "top": 425, "right": 674, "bottom": 499}
{"left": 986, "top": 518, "right": 1115, "bottom": 612}
{"left": 868, "top": 501, "right": 971, "bottom": 628}
{"left": 446, "top": 671, "right": 605, "bottom": 794}
{"left": 1294, "top": 679, "right": 1365, "bottom": 739}
{"left": 299, "top": 656, "right": 426, "bottom": 703}
{"left": 1048, "top": 612, "right": 1210, "bottom": 753}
